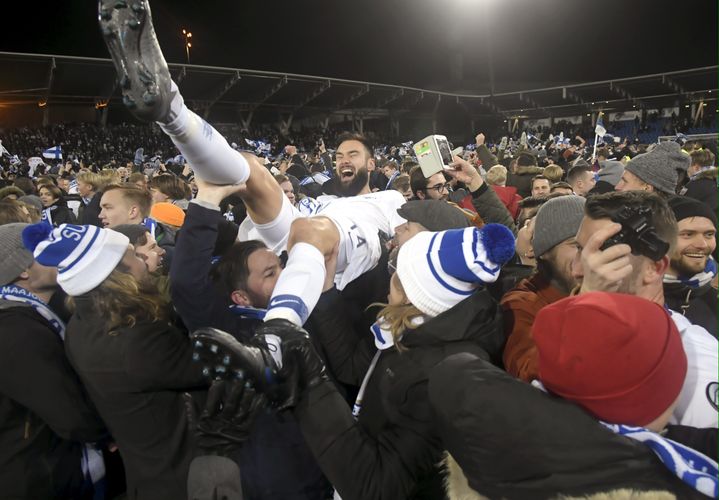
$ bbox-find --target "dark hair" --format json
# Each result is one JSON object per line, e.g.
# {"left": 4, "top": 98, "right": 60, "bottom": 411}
{"left": 150, "top": 174, "right": 191, "bottom": 200}
{"left": 584, "top": 191, "right": 677, "bottom": 259}
{"left": 212, "top": 240, "right": 268, "bottom": 298}
{"left": 531, "top": 175, "right": 551, "bottom": 187}
{"left": 409, "top": 165, "right": 428, "bottom": 197}
{"left": 596, "top": 147, "right": 610, "bottom": 159}
{"left": 384, "top": 160, "right": 399, "bottom": 172}
{"left": 38, "top": 184, "right": 62, "bottom": 202}
{"left": 336, "top": 132, "right": 373, "bottom": 157}
{"left": 13, "top": 177, "right": 36, "bottom": 196}
{"left": 112, "top": 224, "right": 150, "bottom": 246}
{"left": 566, "top": 165, "right": 593, "bottom": 185}
{"left": 101, "top": 184, "right": 153, "bottom": 218}
{"left": 516, "top": 153, "right": 537, "bottom": 167}
{"left": 401, "top": 160, "right": 418, "bottom": 174}
{"left": 517, "top": 192, "right": 566, "bottom": 227}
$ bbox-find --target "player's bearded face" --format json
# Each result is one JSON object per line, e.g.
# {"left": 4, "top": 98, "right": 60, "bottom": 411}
{"left": 337, "top": 162, "right": 369, "bottom": 196}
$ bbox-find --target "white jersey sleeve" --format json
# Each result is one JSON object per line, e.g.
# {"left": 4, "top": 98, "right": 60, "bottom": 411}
{"left": 669, "top": 310, "right": 718, "bottom": 428}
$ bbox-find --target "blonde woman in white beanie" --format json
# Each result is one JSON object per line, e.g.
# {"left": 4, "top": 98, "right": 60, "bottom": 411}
{"left": 193, "top": 223, "right": 516, "bottom": 500}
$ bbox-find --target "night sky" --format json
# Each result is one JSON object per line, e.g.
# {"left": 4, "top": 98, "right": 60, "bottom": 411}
{"left": 2, "top": 0, "right": 717, "bottom": 92}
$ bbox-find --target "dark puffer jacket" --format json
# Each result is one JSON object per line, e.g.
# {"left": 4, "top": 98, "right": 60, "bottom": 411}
{"left": 429, "top": 353, "right": 707, "bottom": 500}
{"left": 294, "top": 289, "right": 505, "bottom": 500}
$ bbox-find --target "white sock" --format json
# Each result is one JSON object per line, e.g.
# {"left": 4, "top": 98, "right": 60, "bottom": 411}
{"left": 157, "top": 81, "right": 250, "bottom": 185}
{"left": 265, "top": 243, "right": 326, "bottom": 328}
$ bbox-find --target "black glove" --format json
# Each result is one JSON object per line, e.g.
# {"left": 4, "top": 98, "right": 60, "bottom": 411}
{"left": 254, "top": 319, "right": 329, "bottom": 398}
{"left": 191, "top": 325, "right": 306, "bottom": 410}
{"left": 192, "top": 327, "right": 280, "bottom": 392}
{"left": 185, "top": 379, "right": 266, "bottom": 456}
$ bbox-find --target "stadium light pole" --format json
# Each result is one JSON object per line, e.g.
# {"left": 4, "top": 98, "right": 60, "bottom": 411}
{"left": 182, "top": 29, "right": 193, "bottom": 64}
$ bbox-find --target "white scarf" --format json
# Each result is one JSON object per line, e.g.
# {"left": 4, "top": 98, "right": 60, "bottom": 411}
{"left": 352, "top": 316, "right": 425, "bottom": 418}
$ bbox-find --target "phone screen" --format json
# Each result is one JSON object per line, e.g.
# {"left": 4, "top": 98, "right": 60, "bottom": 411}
{"left": 436, "top": 138, "right": 453, "bottom": 166}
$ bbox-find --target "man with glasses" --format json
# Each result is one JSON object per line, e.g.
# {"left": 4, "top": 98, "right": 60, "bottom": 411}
{"left": 410, "top": 166, "right": 451, "bottom": 201}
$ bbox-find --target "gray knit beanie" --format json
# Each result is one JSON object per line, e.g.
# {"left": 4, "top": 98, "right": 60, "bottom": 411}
{"left": 624, "top": 142, "right": 690, "bottom": 194}
{"left": 597, "top": 160, "right": 624, "bottom": 187}
{"left": 532, "top": 195, "right": 586, "bottom": 257}
{"left": 0, "top": 223, "right": 33, "bottom": 285}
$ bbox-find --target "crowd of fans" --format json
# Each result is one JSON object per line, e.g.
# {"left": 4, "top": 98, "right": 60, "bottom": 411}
{"left": 0, "top": 112, "right": 716, "bottom": 499}
{"left": 0, "top": 1, "right": 717, "bottom": 497}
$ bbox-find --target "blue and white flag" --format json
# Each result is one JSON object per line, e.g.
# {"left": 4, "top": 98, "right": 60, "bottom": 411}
{"left": 134, "top": 148, "right": 144, "bottom": 166}
{"left": 401, "top": 141, "right": 414, "bottom": 149}
{"left": 9, "top": 155, "right": 20, "bottom": 166}
{"left": 42, "top": 146, "right": 62, "bottom": 161}
{"left": 595, "top": 114, "right": 607, "bottom": 137}
{"left": 0, "top": 141, "right": 10, "bottom": 157}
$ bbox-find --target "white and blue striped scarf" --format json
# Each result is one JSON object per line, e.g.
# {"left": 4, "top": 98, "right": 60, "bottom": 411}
{"left": 602, "top": 423, "right": 718, "bottom": 498}
{"left": 663, "top": 258, "right": 717, "bottom": 289}
{"left": 0, "top": 284, "right": 65, "bottom": 339}
{"left": 0, "top": 284, "right": 105, "bottom": 497}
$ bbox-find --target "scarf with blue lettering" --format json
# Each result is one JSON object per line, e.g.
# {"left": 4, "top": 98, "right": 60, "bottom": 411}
{"left": 601, "top": 423, "right": 718, "bottom": 498}
{"left": 0, "top": 284, "right": 65, "bottom": 339}
{"left": 663, "top": 257, "right": 717, "bottom": 289}
{"left": 142, "top": 217, "right": 157, "bottom": 238}
{"left": 0, "top": 284, "right": 105, "bottom": 497}
{"left": 41, "top": 206, "right": 57, "bottom": 227}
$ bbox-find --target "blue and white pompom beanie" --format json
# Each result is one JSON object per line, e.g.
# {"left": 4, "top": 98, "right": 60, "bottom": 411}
{"left": 22, "top": 222, "right": 130, "bottom": 296}
{"left": 397, "top": 224, "right": 515, "bottom": 317}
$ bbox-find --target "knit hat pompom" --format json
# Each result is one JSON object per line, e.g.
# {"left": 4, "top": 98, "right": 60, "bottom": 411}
{"left": 479, "top": 223, "right": 515, "bottom": 265}
{"left": 397, "top": 224, "right": 515, "bottom": 317}
{"left": 21, "top": 221, "right": 53, "bottom": 253}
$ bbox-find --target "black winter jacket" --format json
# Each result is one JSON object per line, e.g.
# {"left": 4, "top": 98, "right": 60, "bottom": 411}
{"left": 429, "top": 353, "right": 706, "bottom": 500}
{"left": 44, "top": 199, "right": 77, "bottom": 227}
{"left": 171, "top": 200, "right": 329, "bottom": 500}
{"left": 294, "top": 289, "right": 505, "bottom": 500}
{"left": 664, "top": 281, "right": 718, "bottom": 338}
{"left": 0, "top": 303, "right": 107, "bottom": 499}
{"left": 79, "top": 193, "right": 103, "bottom": 227}
{"left": 65, "top": 298, "right": 207, "bottom": 500}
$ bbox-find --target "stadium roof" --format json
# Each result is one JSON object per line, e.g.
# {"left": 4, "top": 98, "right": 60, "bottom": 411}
{"left": 0, "top": 51, "right": 716, "bottom": 125}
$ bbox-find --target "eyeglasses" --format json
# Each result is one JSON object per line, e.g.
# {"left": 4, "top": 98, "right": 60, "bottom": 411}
{"left": 427, "top": 182, "right": 451, "bottom": 193}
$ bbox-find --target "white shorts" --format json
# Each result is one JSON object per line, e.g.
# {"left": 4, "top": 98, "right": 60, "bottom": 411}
{"left": 241, "top": 194, "right": 380, "bottom": 290}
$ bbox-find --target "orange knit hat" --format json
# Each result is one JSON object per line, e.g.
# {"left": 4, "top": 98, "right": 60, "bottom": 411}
{"left": 150, "top": 202, "right": 185, "bottom": 227}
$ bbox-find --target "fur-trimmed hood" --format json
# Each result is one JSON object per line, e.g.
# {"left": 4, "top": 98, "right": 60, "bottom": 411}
{"left": 443, "top": 454, "right": 676, "bottom": 500}
{"left": 514, "top": 165, "right": 544, "bottom": 176}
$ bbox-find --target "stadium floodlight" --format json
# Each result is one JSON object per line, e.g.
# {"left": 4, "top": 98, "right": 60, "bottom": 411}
{"left": 182, "top": 29, "right": 193, "bottom": 63}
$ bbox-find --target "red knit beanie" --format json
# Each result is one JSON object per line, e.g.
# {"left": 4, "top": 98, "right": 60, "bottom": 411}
{"left": 533, "top": 292, "right": 687, "bottom": 427}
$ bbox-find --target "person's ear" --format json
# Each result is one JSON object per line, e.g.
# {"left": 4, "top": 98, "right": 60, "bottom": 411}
{"left": 231, "top": 290, "right": 252, "bottom": 307}
{"left": 643, "top": 256, "right": 668, "bottom": 285}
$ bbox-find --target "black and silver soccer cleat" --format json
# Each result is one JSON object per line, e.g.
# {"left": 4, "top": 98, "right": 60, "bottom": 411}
{"left": 98, "top": 0, "right": 173, "bottom": 122}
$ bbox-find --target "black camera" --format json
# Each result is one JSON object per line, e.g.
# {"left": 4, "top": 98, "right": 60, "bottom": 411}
{"left": 600, "top": 206, "right": 669, "bottom": 261}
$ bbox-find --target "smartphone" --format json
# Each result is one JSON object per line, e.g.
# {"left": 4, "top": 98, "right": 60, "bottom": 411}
{"left": 414, "top": 134, "right": 453, "bottom": 178}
